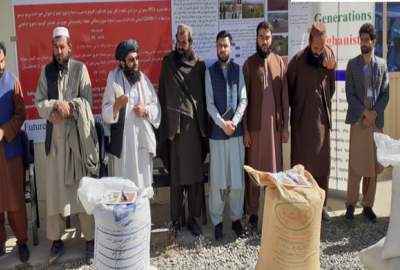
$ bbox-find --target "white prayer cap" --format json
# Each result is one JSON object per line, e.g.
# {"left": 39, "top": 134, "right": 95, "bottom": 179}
{"left": 52, "top": 27, "right": 70, "bottom": 39}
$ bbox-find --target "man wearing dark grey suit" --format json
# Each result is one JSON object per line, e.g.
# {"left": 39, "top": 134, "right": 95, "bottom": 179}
{"left": 344, "top": 23, "right": 389, "bottom": 222}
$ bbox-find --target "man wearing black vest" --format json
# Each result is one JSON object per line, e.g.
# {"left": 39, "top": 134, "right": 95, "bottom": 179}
{"left": 205, "top": 31, "right": 247, "bottom": 240}
{"left": 35, "top": 27, "right": 95, "bottom": 262}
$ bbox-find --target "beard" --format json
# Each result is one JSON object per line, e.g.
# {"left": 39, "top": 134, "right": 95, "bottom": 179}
{"left": 217, "top": 53, "right": 230, "bottom": 63}
{"left": 306, "top": 47, "right": 325, "bottom": 67}
{"left": 52, "top": 54, "right": 69, "bottom": 72}
{"left": 174, "top": 46, "right": 195, "bottom": 62}
{"left": 361, "top": 46, "right": 372, "bottom": 55}
{"left": 123, "top": 66, "right": 141, "bottom": 85}
{"left": 256, "top": 44, "right": 271, "bottom": 59}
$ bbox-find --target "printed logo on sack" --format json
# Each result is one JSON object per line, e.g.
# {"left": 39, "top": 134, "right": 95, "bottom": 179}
{"left": 113, "top": 203, "right": 137, "bottom": 227}
{"left": 275, "top": 202, "right": 315, "bottom": 231}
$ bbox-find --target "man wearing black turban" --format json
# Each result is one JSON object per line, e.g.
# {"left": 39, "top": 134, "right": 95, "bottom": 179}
{"left": 102, "top": 39, "right": 161, "bottom": 201}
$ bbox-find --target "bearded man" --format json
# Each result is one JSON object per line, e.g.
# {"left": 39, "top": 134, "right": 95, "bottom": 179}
{"left": 205, "top": 31, "right": 247, "bottom": 240}
{"left": 102, "top": 39, "right": 161, "bottom": 196}
{"left": 344, "top": 23, "right": 389, "bottom": 223}
{"left": 287, "top": 22, "right": 336, "bottom": 221}
{"left": 35, "top": 27, "right": 97, "bottom": 262}
{"left": 242, "top": 21, "right": 289, "bottom": 229}
{"left": 158, "top": 24, "right": 208, "bottom": 237}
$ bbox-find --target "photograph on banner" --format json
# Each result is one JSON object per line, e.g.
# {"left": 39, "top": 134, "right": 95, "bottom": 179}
{"left": 242, "top": 0, "right": 264, "bottom": 19}
{"left": 269, "top": 12, "right": 289, "bottom": 33}
{"left": 268, "top": 0, "right": 288, "bottom": 11}
{"left": 271, "top": 34, "right": 288, "bottom": 57}
{"left": 219, "top": 0, "right": 243, "bottom": 19}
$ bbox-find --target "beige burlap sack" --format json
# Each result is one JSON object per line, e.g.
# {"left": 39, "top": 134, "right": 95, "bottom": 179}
{"left": 244, "top": 165, "right": 325, "bottom": 270}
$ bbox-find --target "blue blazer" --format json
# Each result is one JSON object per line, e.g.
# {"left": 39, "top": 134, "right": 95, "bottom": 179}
{"left": 345, "top": 54, "right": 389, "bottom": 129}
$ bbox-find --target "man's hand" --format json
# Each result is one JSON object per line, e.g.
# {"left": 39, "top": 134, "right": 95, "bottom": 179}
{"left": 48, "top": 110, "right": 63, "bottom": 125}
{"left": 363, "top": 110, "right": 377, "bottom": 124}
{"left": 323, "top": 46, "right": 336, "bottom": 70}
{"left": 54, "top": 100, "right": 71, "bottom": 118}
{"left": 282, "top": 130, "right": 289, "bottom": 143}
{"left": 0, "top": 128, "right": 4, "bottom": 142}
{"left": 223, "top": 121, "right": 236, "bottom": 136}
{"left": 133, "top": 103, "right": 146, "bottom": 118}
{"left": 243, "top": 129, "right": 251, "bottom": 148}
{"left": 113, "top": 93, "right": 128, "bottom": 115}
{"left": 361, "top": 117, "right": 371, "bottom": 128}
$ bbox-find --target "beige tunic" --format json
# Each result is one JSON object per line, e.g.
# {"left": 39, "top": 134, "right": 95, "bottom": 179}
{"left": 349, "top": 122, "right": 382, "bottom": 177}
{"left": 35, "top": 60, "right": 92, "bottom": 217}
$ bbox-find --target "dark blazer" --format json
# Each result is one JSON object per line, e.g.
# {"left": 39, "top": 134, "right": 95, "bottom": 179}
{"left": 345, "top": 55, "right": 389, "bottom": 129}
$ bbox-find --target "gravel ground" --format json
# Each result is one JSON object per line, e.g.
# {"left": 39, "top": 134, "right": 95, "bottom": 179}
{"left": 4, "top": 214, "right": 388, "bottom": 270}
{"left": 150, "top": 215, "right": 388, "bottom": 270}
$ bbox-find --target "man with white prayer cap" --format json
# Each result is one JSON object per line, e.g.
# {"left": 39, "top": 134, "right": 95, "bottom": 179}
{"left": 35, "top": 26, "right": 98, "bottom": 263}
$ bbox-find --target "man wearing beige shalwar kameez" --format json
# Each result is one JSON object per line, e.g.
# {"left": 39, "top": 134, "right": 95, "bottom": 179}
{"left": 345, "top": 23, "right": 389, "bottom": 222}
{"left": 35, "top": 27, "right": 96, "bottom": 262}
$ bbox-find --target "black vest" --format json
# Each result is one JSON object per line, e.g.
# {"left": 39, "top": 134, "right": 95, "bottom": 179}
{"left": 44, "top": 59, "right": 84, "bottom": 155}
{"left": 107, "top": 70, "right": 128, "bottom": 158}
{"left": 208, "top": 61, "right": 243, "bottom": 140}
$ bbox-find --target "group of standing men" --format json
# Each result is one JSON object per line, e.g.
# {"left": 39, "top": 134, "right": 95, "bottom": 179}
{"left": 0, "top": 18, "right": 389, "bottom": 263}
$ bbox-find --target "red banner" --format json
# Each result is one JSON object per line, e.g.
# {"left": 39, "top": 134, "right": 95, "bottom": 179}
{"left": 14, "top": 1, "right": 172, "bottom": 120}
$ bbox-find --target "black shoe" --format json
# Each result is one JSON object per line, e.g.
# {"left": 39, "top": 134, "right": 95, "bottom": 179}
{"left": 49, "top": 240, "right": 65, "bottom": 264}
{"left": 232, "top": 220, "right": 244, "bottom": 238}
{"left": 214, "top": 223, "right": 223, "bottom": 241}
{"left": 249, "top": 214, "right": 258, "bottom": 229}
{"left": 345, "top": 205, "right": 355, "bottom": 220}
{"left": 169, "top": 221, "right": 181, "bottom": 240}
{"left": 86, "top": 240, "right": 94, "bottom": 259}
{"left": 363, "top": 207, "right": 377, "bottom": 223}
{"left": 0, "top": 243, "right": 4, "bottom": 257}
{"left": 18, "top": 244, "right": 30, "bottom": 263}
{"left": 322, "top": 207, "right": 330, "bottom": 222}
{"left": 187, "top": 218, "right": 202, "bottom": 236}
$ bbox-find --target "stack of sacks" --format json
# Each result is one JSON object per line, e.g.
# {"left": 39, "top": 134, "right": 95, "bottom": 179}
{"left": 244, "top": 164, "right": 325, "bottom": 270}
{"left": 359, "top": 133, "right": 400, "bottom": 269}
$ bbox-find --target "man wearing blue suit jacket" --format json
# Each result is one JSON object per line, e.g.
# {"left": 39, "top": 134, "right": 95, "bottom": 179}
{"left": 344, "top": 23, "right": 389, "bottom": 222}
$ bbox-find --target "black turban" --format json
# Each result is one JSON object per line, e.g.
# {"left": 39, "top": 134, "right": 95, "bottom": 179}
{"left": 115, "top": 39, "right": 139, "bottom": 61}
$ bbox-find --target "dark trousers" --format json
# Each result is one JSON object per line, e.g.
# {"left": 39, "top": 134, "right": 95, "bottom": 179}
{"left": 170, "top": 182, "right": 203, "bottom": 223}
{"left": 315, "top": 176, "right": 329, "bottom": 206}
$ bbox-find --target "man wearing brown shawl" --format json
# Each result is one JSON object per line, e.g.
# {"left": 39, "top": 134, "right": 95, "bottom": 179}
{"left": 158, "top": 24, "right": 208, "bottom": 236}
{"left": 243, "top": 21, "right": 289, "bottom": 229}
{"left": 287, "top": 22, "right": 336, "bottom": 221}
